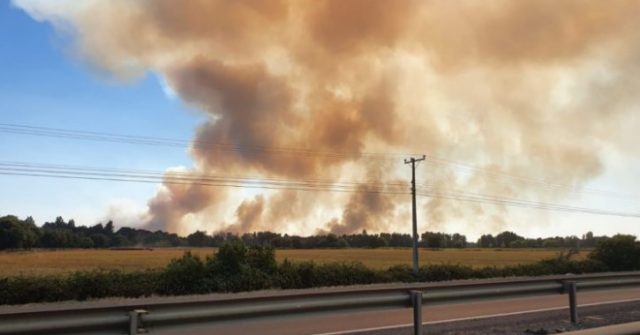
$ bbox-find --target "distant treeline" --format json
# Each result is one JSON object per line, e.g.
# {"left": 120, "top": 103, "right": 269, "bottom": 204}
{"left": 0, "top": 215, "right": 618, "bottom": 250}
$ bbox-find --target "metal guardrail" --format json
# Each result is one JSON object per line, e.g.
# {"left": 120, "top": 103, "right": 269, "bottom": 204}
{"left": 0, "top": 272, "right": 638, "bottom": 335}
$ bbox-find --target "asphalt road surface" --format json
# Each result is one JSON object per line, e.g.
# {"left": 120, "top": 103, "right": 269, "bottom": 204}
{"left": 151, "top": 287, "right": 640, "bottom": 335}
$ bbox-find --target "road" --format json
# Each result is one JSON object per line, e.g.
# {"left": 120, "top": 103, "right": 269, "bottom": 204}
{"left": 152, "top": 287, "right": 640, "bottom": 335}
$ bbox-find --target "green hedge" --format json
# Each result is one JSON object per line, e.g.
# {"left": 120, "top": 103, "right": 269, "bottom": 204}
{"left": 0, "top": 270, "right": 160, "bottom": 305}
{"left": 0, "top": 240, "right": 632, "bottom": 305}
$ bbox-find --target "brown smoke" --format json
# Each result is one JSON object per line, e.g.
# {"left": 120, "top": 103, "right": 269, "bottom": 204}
{"left": 145, "top": 169, "right": 225, "bottom": 233}
{"left": 15, "top": 0, "right": 640, "bottom": 236}
{"left": 327, "top": 165, "right": 398, "bottom": 234}
{"left": 227, "top": 195, "right": 265, "bottom": 234}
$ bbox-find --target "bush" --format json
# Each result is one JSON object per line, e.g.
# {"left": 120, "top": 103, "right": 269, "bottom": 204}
{"left": 309, "top": 262, "right": 381, "bottom": 286}
{"left": 159, "top": 251, "right": 211, "bottom": 295}
{"left": 247, "top": 246, "right": 278, "bottom": 275}
{"left": 589, "top": 235, "right": 640, "bottom": 271}
{"left": 384, "top": 264, "right": 415, "bottom": 282}
{"left": 66, "top": 270, "right": 160, "bottom": 300}
{"left": 0, "top": 270, "right": 160, "bottom": 305}
{"left": 276, "top": 259, "right": 316, "bottom": 289}
{"left": 0, "top": 276, "right": 70, "bottom": 305}
{"left": 207, "top": 242, "right": 276, "bottom": 292}
{"left": 416, "top": 264, "right": 475, "bottom": 282}
{"left": 210, "top": 241, "right": 247, "bottom": 274}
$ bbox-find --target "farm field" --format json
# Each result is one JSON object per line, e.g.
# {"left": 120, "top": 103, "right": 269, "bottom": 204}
{"left": 0, "top": 248, "right": 589, "bottom": 277}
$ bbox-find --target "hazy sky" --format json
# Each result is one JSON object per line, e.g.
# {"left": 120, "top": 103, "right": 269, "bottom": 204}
{"left": 1, "top": 1, "right": 639, "bottom": 239}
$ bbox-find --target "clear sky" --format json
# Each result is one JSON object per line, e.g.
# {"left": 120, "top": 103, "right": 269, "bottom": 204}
{"left": 0, "top": 2, "right": 202, "bottom": 227}
{"left": 1, "top": 1, "right": 639, "bottom": 239}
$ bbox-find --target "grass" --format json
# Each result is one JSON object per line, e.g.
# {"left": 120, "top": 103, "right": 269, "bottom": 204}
{"left": 0, "top": 248, "right": 588, "bottom": 277}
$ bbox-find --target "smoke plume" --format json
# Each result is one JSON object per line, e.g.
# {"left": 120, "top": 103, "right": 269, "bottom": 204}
{"left": 14, "top": 0, "right": 640, "bottom": 236}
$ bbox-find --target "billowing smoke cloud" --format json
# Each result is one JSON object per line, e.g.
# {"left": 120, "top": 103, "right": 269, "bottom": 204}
{"left": 227, "top": 195, "right": 265, "bottom": 234}
{"left": 14, "top": 0, "right": 640, "bottom": 236}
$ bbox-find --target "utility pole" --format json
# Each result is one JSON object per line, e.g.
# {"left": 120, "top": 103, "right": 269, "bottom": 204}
{"left": 405, "top": 155, "right": 426, "bottom": 275}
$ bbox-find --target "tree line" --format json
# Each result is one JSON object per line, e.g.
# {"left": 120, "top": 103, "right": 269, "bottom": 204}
{"left": 0, "top": 214, "right": 620, "bottom": 250}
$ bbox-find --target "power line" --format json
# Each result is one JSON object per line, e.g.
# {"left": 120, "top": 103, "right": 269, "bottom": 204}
{"left": 1, "top": 161, "right": 637, "bottom": 219}
{"left": 0, "top": 171, "right": 412, "bottom": 195}
{"left": 0, "top": 161, "right": 409, "bottom": 189}
{"left": 422, "top": 156, "right": 636, "bottom": 200}
{"left": 416, "top": 189, "right": 640, "bottom": 218}
{"left": 0, "top": 123, "right": 419, "bottom": 160}
{"left": 0, "top": 162, "right": 409, "bottom": 195}
{"left": 2, "top": 122, "right": 635, "bottom": 200}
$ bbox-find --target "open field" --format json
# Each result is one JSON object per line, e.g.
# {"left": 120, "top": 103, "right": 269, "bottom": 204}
{"left": 0, "top": 248, "right": 589, "bottom": 277}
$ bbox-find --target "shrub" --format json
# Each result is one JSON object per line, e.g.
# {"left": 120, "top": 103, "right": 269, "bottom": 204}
{"left": 0, "top": 270, "right": 160, "bottom": 305}
{"left": 309, "top": 262, "right": 381, "bottom": 286}
{"left": 589, "top": 235, "right": 640, "bottom": 271}
{"left": 276, "top": 259, "right": 316, "bottom": 289}
{"left": 416, "top": 264, "right": 475, "bottom": 282}
{"left": 159, "top": 251, "right": 211, "bottom": 295}
{"left": 0, "top": 276, "right": 70, "bottom": 305}
{"left": 247, "top": 245, "right": 278, "bottom": 275}
{"left": 384, "top": 264, "right": 414, "bottom": 282}
{"left": 207, "top": 242, "right": 276, "bottom": 292}
{"left": 210, "top": 240, "right": 247, "bottom": 274}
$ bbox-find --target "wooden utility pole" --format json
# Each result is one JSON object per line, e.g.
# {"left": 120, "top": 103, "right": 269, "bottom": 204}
{"left": 405, "top": 155, "right": 426, "bottom": 275}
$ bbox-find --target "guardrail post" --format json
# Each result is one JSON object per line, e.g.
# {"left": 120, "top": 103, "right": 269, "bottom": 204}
{"left": 129, "top": 309, "right": 148, "bottom": 335}
{"left": 565, "top": 281, "right": 578, "bottom": 324}
{"left": 411, "top": 290, "right": 423, "bottom": 335}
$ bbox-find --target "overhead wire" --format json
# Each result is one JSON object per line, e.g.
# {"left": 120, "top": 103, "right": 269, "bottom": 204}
{"left": 0, "top": 161, "right": 410, "bottom": 195}
{"left": 2, "top": 122, "right": 636, "bottom": 201}
{"left": 0, "top": 161, "right": 410, "bottom": 189}
{"left": 416, "top": 189, "right": 640, "bottom": 218}
{"left": 1, "top": 122, "right": 638, "bottom": 214}
{"left": 421, "top": 156, "right": 636, "bottom": 200}
{"left": 1, "top": 161, "right": 638, "bottom": 219}
{"left": 0, "top": 123, "right": 418, "bottom": 161}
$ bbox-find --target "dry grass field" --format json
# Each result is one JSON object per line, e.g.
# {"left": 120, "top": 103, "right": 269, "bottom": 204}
{"left": 0, "top": 248, "right": 589, "bottom": 277}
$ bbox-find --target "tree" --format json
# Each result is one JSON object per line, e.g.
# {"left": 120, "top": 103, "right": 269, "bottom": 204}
{"left": 40, "top": 230, "right": 73, "bottom": 248}
{"left": 451, "top": 233, "right": 467, "bottom": 248}
{"left": 112, "top": 235, "right": 132, "bottom": 247}
{"left": 382, "top": 233, "right": 413, "bottom": 247}
{"left": 422, "top": 232, "right": 444, "bottom": 248}
{"left": 24, "top": 216, "right": 35, "bottom": 226}
{"left": 542, "top": 238, "right": 560, "bottom": 248}
{"left": 495, "top": 231, "right": 524, "bottom": 248}
{"left": 368, "top": 235, "right": 388, "bottom": 248}
{"left": 90, "top": 233, "right": 111, "bottom": 248}
{"left": 581, "top": 231, "right": 601, "bottom": 248}
{"left": 336, "top": 237, "right": 350, "bottom": 248}
{"left": 54, "top": 216, "right": 64, "bottom": 226}
{"left": 509, "top": 239, "right": 528, "bottom": 248}
{"left": 477, "top": 234, "right": 496, "bottom": 248}
{"left": 104, "top": 221, "right": 114, "bottom": 236}
{"left": 0, "top": 215, "right": 40, "bottom": 249}
{"left": 187, "top": 231, "right": 211, "bottom": 247}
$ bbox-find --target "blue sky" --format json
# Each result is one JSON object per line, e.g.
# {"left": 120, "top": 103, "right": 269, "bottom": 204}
{"left": 0, "top": 2, "right": 202, "bottom": 226}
